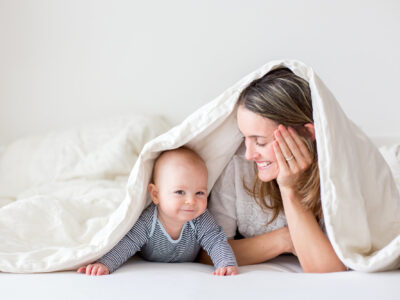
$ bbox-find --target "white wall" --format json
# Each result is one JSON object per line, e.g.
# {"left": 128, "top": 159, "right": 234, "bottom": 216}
{"left": 1, "top": 0, "right": 399, "bottom": 144}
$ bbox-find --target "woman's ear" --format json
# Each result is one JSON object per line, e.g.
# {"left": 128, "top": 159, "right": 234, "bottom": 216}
{"left": 304, "top": 123, "right": 316, "bottom": 141}
{"left": 148, "top": 183, "right": 159, "bottom": 205}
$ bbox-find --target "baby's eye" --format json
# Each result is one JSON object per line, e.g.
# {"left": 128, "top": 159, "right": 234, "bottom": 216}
{"left": 175, "top": 190, "right": 185, "bottom": 195}
{"left": 196, "top": 191, "right": 205, "bottom": 196}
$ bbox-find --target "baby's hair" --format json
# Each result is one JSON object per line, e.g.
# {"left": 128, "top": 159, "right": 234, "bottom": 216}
{"left": 151, "top": 146, "right": 206, "bottom": 185}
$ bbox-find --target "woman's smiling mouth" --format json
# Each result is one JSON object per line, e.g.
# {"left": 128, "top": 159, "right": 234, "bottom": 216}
{"left": 256, "top": 161, "right": 273, "bottom": 169}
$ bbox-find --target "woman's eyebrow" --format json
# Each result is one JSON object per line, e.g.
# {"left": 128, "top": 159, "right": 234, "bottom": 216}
{"left": 251, "top": 134, "right": 275, "bottom": 142}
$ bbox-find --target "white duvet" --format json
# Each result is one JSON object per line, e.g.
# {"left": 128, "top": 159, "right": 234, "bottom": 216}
{"left": 1, "top": 60, "right": 399, "bottom": 273}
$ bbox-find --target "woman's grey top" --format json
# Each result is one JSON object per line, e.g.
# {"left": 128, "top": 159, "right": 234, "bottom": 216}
{"left": 209, "top": 142, "right": 288, "bottom": 240}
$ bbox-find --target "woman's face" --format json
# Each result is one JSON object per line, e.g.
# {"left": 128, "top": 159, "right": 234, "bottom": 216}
{"left": 237, "top": 105, "right": 280, "bottom": 182}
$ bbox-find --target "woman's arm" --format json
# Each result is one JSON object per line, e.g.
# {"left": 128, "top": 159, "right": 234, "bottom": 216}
{"left": 205, "top": 144, "right": 294, "bottom": 266}
{"left": 281, "top": 188, "right": 346, "bottom": 273}
{"left": 199, "top": 226, "right": 294, "bottom": 266}
{"left": 274, "top": 126, "right": 346, "bottom": 273}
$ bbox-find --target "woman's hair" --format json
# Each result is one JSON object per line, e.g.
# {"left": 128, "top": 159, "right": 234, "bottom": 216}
{"left": 237, "top": 67, "right": 321, "bottom": 224}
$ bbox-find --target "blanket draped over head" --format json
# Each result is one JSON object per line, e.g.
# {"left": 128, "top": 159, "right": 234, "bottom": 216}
{"left": 0, "top": 60, "right": 399, "bottom": 273}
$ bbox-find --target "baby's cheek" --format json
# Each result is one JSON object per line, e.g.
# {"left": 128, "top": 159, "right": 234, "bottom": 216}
{"left": 201, "top": 199, "right": 208, "bottom": 211}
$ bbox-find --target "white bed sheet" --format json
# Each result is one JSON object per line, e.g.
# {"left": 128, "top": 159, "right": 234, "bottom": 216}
{"left": 2, "top": 256, "right": 399, "bottom": 300}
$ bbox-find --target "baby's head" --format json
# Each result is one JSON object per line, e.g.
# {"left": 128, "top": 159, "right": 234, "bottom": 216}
{"left": 148, "top": 147, "right": 208, "bottom": 223}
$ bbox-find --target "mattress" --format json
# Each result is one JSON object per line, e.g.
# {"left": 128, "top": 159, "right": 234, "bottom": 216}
{"left": 2, "top": 255, "right": 399, "bottom": 300}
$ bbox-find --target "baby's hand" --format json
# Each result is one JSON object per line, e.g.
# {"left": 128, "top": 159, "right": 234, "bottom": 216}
{"left": 77, "top": 262, "right": 110, "bottom": 276}
{"left": 212, "top": 266, "right": 238, "bottom": 276}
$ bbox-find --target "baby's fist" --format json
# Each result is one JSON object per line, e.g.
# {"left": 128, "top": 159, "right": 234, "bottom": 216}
{"left": 77, "top": 262, "right": 110, "bottom": 276}
{"left": 212, "top": 266, "right": 238, "bottom": 276}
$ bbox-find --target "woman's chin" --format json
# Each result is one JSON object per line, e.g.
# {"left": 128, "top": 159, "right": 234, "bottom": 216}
{"left": 257, "top": 170, "right": 277, "bottom": 183}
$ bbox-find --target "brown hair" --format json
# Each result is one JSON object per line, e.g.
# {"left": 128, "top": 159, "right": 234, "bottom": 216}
{"left": 237, "top": 68, "right": 321, "bottom": 223}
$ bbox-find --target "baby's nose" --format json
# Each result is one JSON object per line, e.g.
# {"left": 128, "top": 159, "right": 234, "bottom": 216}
{"left": 185, "top": 196, "right": 195, "bottom": 205}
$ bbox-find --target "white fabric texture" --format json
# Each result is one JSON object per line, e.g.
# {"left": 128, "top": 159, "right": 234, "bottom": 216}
{"left": 380, "top": 144, "right": 400, "bottom": 191}
{"left": 0, "top": 116, "right": 170, "bottom": 273}
{"left": 1, "top": 60, "right": 399, "bottom": 273}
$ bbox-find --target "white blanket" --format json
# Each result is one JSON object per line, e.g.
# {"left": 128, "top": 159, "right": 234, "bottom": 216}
{"left": 1, "top": 60, "right": 399, "bottom": 273}
{"left": 0, "top": 116, "right": 170, "bottom": 273}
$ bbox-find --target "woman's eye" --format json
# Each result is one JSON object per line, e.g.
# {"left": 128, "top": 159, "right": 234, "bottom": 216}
{"left": 175, "top": 190, "right": 185, "bottom": 195}
{"left": 256, "top": 141, "right": 266, "bottom": 147}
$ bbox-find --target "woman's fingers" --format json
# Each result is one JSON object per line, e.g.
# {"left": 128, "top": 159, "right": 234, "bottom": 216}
{"left": 276, "top": 125, "right": 314, "bottom": 174}
{"left": 273, "top": 140, "right": 289, "bottom": 173}
{"left": 77, "top": 266, "right": 86, "bottom": 273}
{"left": 274, "top": 128, "right": 292, "bottom": 161}
{"left": 273, "top": 125, "right": 316, "bottom": 190}
{"left": 276, "top": 125, "right": 303, "bottom": 165}
{"left": 288, "top": 126, "right": 313, "bottom": 163}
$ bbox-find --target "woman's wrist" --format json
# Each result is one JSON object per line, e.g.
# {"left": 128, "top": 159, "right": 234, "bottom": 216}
{"left": 280, "top": 187, "right": 310, "bottom": 220}
{"left": 274, "top": 227, "right": 295, "bottom": 254}
{"left": 279, "top": 186, "right": 299, "bottom": 204}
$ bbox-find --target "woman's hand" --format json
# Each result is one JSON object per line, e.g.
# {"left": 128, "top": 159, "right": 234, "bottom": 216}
{"left": 273, "top": 125, "right": 313, "bottom": 190}
{"left": 77, "top": 262, "right": 110, "bottom": 276}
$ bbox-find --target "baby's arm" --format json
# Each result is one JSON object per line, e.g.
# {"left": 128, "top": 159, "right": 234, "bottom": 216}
{"left": 77, "top": 207, "right": 152, "bottom": 275}
{"left": 76, "top": 234, "right": 144, "bottom": 276}
{"left": 196, "top": 209, "right": 238, "bottom": 276}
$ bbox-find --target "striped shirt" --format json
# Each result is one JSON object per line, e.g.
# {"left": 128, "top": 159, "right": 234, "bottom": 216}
{"left": 97, "top": 203, "right": 237, "bottom": 273}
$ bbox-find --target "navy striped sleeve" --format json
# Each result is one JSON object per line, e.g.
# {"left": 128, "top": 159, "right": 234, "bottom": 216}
{"left": 194, "top": 209, "right": 238, "bottom": 269}
{"left": 97, "top": 205, "right": 153, "bottom": 273}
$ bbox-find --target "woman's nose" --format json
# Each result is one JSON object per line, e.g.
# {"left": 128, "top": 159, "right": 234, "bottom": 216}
{"left": 245, "top": 144, "right": 256, "bottom": 160}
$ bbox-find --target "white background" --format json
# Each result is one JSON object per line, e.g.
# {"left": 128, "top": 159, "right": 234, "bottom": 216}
{"left": 0, "top": 0, "right": 399, "bottom": 144}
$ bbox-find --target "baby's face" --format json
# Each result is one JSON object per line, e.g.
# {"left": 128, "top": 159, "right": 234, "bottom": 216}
{"left": 155, "top": 157, "right": 208, "bottom": 224}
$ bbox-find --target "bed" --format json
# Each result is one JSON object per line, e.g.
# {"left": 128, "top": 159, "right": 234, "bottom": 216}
{"left": 2, "top": 254, "right": 400, "bottom": 300}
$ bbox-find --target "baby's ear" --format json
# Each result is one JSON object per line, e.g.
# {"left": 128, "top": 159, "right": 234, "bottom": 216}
{"left": 148, "top": 183, "right": 159, "bottom": 205}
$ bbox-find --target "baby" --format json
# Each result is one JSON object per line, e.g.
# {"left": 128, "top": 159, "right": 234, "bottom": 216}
{"left": 77, "top": 147, "right": 238, "bottom": 276}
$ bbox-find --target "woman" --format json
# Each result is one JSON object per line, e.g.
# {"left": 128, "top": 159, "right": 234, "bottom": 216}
{"left": 202, "top": 68, "right": 346, "bottom": 273}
